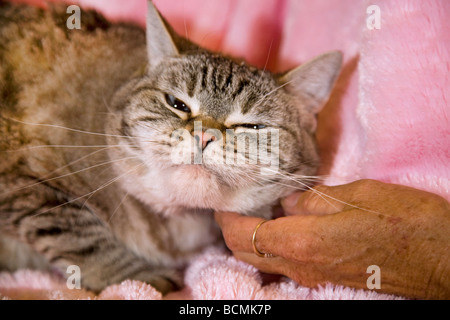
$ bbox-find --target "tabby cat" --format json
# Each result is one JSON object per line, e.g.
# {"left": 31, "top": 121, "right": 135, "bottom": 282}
{"left": 0, "top": 1, "right": 342, "bottom": 293}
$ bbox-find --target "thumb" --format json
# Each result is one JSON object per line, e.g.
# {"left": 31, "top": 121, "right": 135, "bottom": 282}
{"left": 281, "top": 185, "right": 349, "bottom": 216}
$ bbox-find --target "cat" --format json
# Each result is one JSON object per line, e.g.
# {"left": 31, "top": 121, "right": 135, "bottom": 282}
{"left": 0, "top": 0, "right": 342, "bottom": 293}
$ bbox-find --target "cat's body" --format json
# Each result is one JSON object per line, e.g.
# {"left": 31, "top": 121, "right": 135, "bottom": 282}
{"left": 0, "top": 1, "right": 342, "bottom": 293}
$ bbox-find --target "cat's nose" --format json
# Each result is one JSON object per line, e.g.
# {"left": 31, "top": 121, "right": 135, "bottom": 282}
{"left": 194, "top": 131, "right": 216, "bottom": 150}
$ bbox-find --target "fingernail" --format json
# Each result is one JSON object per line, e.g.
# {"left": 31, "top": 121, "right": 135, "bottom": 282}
{"left": 281, "top": 192, "right": 301, "bottom": 209}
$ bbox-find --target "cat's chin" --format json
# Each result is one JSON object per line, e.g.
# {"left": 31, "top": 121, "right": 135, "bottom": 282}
{"left": 165, "top": 164, "right": 225, "bottom": 208}
{"left": 174, "top": 164, "right": 214, "bottom": 180}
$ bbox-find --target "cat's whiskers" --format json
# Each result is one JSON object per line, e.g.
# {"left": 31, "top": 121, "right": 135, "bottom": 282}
{"left": 101, "top": 88, "right": 117, "bottom": 116}
{"left": 244, "top": 170, "right": 284, "bottom": 189}
{"left": 280, "top": 170, "right": 329, "bottom": 184}
{"left": 30, "top": 162, "right": 146, "bottom": 218}
{"left": 7, "top": 117, "right": 173, "bottom": 150}
{"left": 0, "top": 155, "right": 141, "bottom": 198}
{"left": 246, "top": 164, "right": 385, "bottom": 217}
{"left": 7, "top": 117, "right": 145, "bottom": 140}
{"left": 182, "top": 0, "right": 189, "bottom": 41}
{"left": 260, "top": 38, "right": 274, "bottom": 75}
{"left": 247, "top": 165, "right": 341, "bottom": 212}
{"left": 4, "top": 144, "right": 125, "bottom": 153}
{"left": 246, "top": 166, "right": 312, "bottom": 190}
{"left": 3, "top": 138, "right": 166, "bottom": 153}
{"left": 7, "top": 147, "right": 110, "bottom": 192}
{"left": 254, "top": 78, "right": 297, "bottom": 107}
{"left": 107, "top": 191, "right": 129, "bottom": 225}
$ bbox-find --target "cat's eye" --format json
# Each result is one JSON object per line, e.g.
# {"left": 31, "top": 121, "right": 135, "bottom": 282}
{"left": 238, "top": 124, "right": 266, "bottom": 130}
{"left": 165, "top": 94, "right": 191, "bottom": 113}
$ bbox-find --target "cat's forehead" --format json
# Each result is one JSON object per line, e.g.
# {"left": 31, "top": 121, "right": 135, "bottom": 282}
{"left": 154, "top": 53, "right": 279, "bottom": 120}
{"left": 158, "top": 53, "right": 273, "bottom": 91}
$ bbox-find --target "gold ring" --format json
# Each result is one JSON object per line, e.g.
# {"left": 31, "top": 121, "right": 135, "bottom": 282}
{"left": 251, "top": 220, "right": 275, "bottom": 258}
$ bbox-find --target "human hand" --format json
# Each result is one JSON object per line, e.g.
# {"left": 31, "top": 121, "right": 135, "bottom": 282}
{"left": 214, "top": 179, "right": 450, "bottom": 299}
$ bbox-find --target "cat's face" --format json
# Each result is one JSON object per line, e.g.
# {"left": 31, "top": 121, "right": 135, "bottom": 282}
{"left": 109, "top": 2, "right": 342, "bottom": 217}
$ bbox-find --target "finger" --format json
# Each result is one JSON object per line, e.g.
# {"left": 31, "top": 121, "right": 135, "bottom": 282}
{"left": 232, "top": 251, "right": 289, "bottom": 276}
{"left": 280, "top": 192, "right": 304, "bottom": 216}
{"left": 215, "top": 209, "right": 382, "bottom": 275}
{"left": 214, "top": 212, "right": 265, "bottom": 253}
{"left": 233, "top": 252, "right": 340, "bottom": 290}
{"left": 214, "top": 212, "right": 318, "bottom": 260}
{"left": 281, "top": 184, "right": 353, "bottom": 216}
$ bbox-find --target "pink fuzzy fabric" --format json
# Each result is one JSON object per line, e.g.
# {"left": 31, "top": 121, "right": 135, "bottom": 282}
{"left": 1, "top": 0, "right": 448, "bottom": 299}
{"left": 320, "top": 0, "right": 450, "bottom": 199}
{"left": 0, "top": 248, "right": 402, "bottom": 300}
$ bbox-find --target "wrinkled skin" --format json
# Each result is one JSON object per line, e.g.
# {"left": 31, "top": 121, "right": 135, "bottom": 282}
{"left": 215, "top": 180, "right": 450, "bottom": 299}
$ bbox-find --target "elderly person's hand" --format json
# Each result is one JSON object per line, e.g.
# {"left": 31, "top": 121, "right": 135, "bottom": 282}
{"left": 214, "top": 179, "right": 450, "bottom": 299}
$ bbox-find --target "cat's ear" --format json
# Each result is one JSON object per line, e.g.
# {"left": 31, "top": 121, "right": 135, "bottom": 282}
{"left": 146, "top": 1, "right": 179, "bottom": 68}
{"left": 278, "top": 51, "right": 342, "bottom": 114}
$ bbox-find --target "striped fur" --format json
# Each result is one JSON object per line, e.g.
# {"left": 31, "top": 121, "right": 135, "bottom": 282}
{"left": 0, "top": 1, "right": 341, "bottom": 293}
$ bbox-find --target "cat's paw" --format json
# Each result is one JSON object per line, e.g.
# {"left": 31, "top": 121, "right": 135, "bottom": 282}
{"left": 76, "top": 267, "right": 182, "bottom": 294}
{"left": 131, "top": 269, "right": 183, "bottom": 295}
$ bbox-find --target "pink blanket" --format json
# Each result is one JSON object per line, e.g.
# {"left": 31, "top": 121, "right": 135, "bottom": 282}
{"left": 0, "top": 248, "right": 402, "bottom": 300}
{"left": 1, "top": 0, "right": 448, "bottom": 300}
